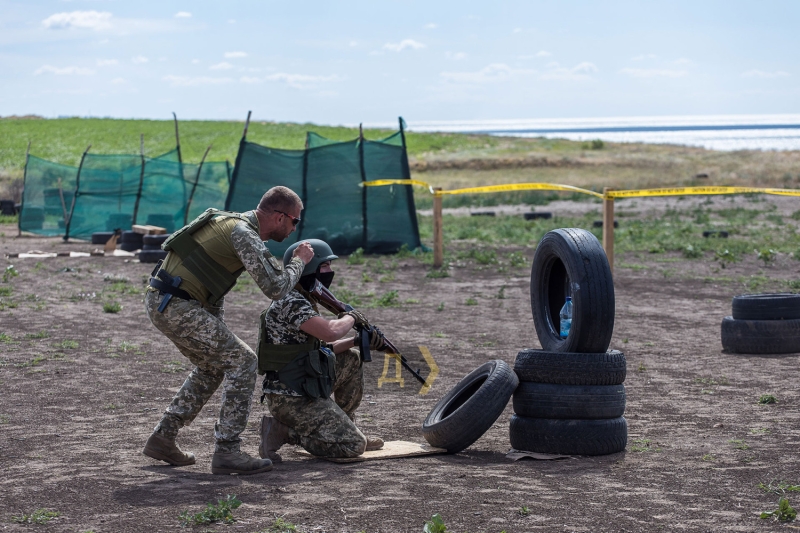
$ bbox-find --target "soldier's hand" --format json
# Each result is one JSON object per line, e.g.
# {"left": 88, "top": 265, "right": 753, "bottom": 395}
{"left": 293, "top": 241, "right": 314, "bottom": 265}
{"left": 338, "top": 309, "right": 369, "bottom": 328}
{"left": 368, "top": 326, "right": 388, "bottom": 351}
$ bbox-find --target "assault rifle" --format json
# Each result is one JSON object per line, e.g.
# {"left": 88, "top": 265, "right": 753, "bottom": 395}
{"left": 309, "top": 279, "right": 426, "bottom": 384}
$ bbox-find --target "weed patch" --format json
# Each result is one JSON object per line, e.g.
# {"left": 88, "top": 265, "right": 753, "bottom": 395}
{"left": 179, "top": 494, "right": 242, "bottom": 526}
{"left": 103, "top": 301, "right": 123, "bottom": 313}
{"left": 3, "top": 265, "right": 19, "bottom": 283}
{"left": 346, "top": 248, "right": 365, "bottom": 265}
{"left": 426, "top": 268, "right": 450, "bottom": 278}
{"left": 11, "top": 509, "right": 59, "bottom": 524}
{"left": 375, "top": 290, "right": 399, "bottom": 307}
{"left": 759, "top": 394, "right": 778, "bottom": 405}
{"left": 760, "top": 497, "right": 797, "bottom": 522}
{"left": 423, "top": 513, "right": 450, "bottom": 533}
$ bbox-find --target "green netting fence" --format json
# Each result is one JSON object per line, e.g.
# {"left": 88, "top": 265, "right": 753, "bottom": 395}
{"left": 19, "top": 117, "right": 421, "bottom": 256}
{"left": 226, "top": 119, "right": 421, "bottom": 257}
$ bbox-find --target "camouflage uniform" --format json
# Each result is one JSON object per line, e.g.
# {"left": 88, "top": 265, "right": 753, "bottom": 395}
{"left": 262, "top": 289, "right": 368, "bottom": 458}
{"left": 146, "top": 211, "right": 304, "bottom": 453}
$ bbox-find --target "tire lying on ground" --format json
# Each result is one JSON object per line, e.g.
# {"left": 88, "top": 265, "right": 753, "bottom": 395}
{"left": 731, "top": 293, "right": 800, "bottom": 321}
{"left": 512, "top": 382, "right": 625, "bottom": 419}
{"left": 143, "top": 233, "right": 171, "bottom": 247}
{"left": 422, "top": 360, "right": 519, "bottom": 453}
{"left": 514, "top": 349, "right": 626, "bottom": 385}
{"left": 119, "top": 230, "right": 144, "bottom": 252}
{"left": 721, "top": 316, "right": 800, "bottom": 354}
{"left": 509, "top": 415, "right": 627, "bottom": 456}
{"left": 91, "top": 232, "right": 116, "bottom": 245}
{"left": 139, "top": 249, "right": 168, "bottom": 264}
{"left": 530, "top": 228, "right": 615, "bottom": 353}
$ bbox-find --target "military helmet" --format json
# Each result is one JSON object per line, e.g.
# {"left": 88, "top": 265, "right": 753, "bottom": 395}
{"left": 283, "top": 238, "right": 338, "bottom": 277}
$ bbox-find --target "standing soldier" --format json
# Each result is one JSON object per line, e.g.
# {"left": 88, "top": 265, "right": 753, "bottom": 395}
{"left": 143, "top": 186, "right": 314, "bottom": 475}
{"left": 257, "top": 239, "right": 386, "bottom": 461}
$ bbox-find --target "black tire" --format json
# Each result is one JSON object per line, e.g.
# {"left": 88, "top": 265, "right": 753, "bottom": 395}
{"left": 119, "top": 231, "right": 143, "bottom": 251}
{"left": 514, "top": 349, "right": 626, "bottom": 385}
{"left": 721, "top": 316, "right": 800, "bottom": 354}
{"left": 592, "top": 220, "right": 619, "bottom": 228}
{"left": 422, "top": 360, "right": 519, "bottom": 453}
{"left": 509, "top": 415, "right": 627, "bottom": 456}
{"left": 143, "top": 233, "right": 170, "bottom": 247}
{"left": 139, "top": 250, "right": 168, "bottom": 264}
{"left": 530, "top": 228, "right": 615, "bottom": 353}
{"left": 512, "top": 382, "right": 626, "bottom": 419}
{"left": 91, "top": 232, "right": 116, "bottom": 245}
{"left": 524, "top": 212, "right": 553, "bottom": 220}
{"left": 702, "top": 230, "right": 729, "bottom": 238}
{"left": 731, "top": 293, "right": 800, "bottom": 321}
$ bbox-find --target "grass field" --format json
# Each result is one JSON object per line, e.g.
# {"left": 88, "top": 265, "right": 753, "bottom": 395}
{"left": 2, "top": 117, "right": 800, "bottom": 209}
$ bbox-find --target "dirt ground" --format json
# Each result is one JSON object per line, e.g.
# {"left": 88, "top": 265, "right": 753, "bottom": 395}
{"left": 2, "top": 205, "right": 800, "bottom": 533}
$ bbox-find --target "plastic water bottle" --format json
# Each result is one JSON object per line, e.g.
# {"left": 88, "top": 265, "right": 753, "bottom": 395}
{"left": 559, "top": 297, "right": 573, "bottom": 339}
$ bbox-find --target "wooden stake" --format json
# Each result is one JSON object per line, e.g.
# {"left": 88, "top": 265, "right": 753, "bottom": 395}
{"left": 602, "top": 187, "right": 614, "bottom": 273}
{"left": 433, "top": 188, "right": 443, "bottom": 268}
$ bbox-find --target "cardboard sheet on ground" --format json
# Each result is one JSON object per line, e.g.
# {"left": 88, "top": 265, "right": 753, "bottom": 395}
{"left": 297, "top": 440, "right": 446, "bottom": 463}
{"left": 506, "top": 449, "right": 573, "bottom": 461}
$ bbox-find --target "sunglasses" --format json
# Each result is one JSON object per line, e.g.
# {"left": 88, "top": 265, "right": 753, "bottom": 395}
{"left": 274, "top": 210, "right": 301, "bottom": 227}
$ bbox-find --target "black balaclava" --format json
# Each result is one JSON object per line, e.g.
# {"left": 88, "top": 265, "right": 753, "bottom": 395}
{"left": 299, "top": 270, "right": 335, "bottom": 292}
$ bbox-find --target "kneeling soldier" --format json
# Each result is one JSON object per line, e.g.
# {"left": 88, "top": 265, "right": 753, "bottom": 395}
{"left": 257, "top": 239, "right": 385, "bottom": 461}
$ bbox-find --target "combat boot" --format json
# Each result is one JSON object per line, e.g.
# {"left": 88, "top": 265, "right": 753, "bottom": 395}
{"left": 365, "top": 436, "right": 384, "bottom": 451}
{"left": 211, "top": 450, "right": 272, "bottom": 475}
{"left": 142, "top": 433, "right": 196, "bottom": 466}
{"left": 259, "top": 415, "right": 291, "bottom": 463}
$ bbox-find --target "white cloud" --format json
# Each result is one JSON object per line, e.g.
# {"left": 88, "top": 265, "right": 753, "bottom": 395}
{"left": 210, "top": 62, "right": 234, "bottom": 70}
{"left": 240, "top": 76, "right": 261, "bottom": 84}
{"left": 163, "top": 75, "right": 234, "bottom": 87}
{"left": 741, "top": 69, "right": 789, "bottom": 79}
{"left": 446, "top": 51, "right": 467, "bottom": 60}
{"left": 441, "top": 63, "right": 537, "bottom": 83}
{"left": 263, "top": 72, "right": 343, "bottom": 89}
{"left": 513, "top": 27, "right": 522, "bottom": 33}
{"left": 34, "top": 65, "right": 95, "bottom": 75}
{"left": 96, "top": 59, "right": 118, "bottom": 67}
{"left": 536, "top": 50, "right": 551, "bottom": 57}
{"left": 620, "top": 67, "right": 687, "bottom": 78}
{"left": 42, "top": 10, "right": 112, "bottom": 30}
{"left": 110, "top": 77, "right": 127, "bottom": 84}
{"left": 631, "top": 54, "right": 657, "bottom": 61}
{"left": 673, "top": 58, "right": 693, "bottom": 65}
{"left": 425, "top": 23, "right": 438, "bottom": 29}
{"left": 191, "top": 59, "right": 200, "bottom": 64}
{"left": 132, "top": 55, "right": 148, "bottom": 64}
{"left": 541, "top": 62, "right": 598, "bottom": 81}
{"left": 383, "top": 39, "right": 425, "bottom": 52}
{"left": 224, "top": 51, "right": 247, "bottom": 58}
{"left": 174, "top": 12, "right": 192, "bottom": 18}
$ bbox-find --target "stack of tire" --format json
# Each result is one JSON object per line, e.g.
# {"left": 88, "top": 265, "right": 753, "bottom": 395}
{"left": 510, "top": 228, "right": 627, "bottom": 456}
{"left": 721, "top": 293, "right": 800, "bottom": 354}
{"left": 139, "top": 234, "right": 170, "bottom": 264}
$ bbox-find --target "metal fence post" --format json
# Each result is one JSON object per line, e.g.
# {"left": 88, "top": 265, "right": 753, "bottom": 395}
{"left": 602, "top": 187, "right": 614, "bottom": 273}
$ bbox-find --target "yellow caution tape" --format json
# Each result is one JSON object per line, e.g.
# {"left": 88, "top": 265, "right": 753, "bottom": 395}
{"left": 439, "top": 182, "right": 603, "bottom": 198}
{"left": 362, "top": 179, "right": 602, "bottom": 199}
{"left": 361, "top": 179, "right": 434, "bottom": 194}
{"left": 362, "top": 180, "right": 800, "bottom": 201}
{"left": 606, "top": 186, "right": 800, "bottom": 199}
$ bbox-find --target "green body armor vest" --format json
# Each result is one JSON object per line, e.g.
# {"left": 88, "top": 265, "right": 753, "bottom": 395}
{"left": 257, "top": 307, "right": 336, "bottom": 399}
{"left": 161, "top": 208, "right": 264, "bottom": 306}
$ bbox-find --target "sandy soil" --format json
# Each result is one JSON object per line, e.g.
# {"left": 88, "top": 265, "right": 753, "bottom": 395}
{"left": 1, "top": 212, "right": 799, "bottom": 533}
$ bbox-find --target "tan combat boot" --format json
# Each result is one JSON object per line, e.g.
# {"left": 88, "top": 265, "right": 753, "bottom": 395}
{"left": 365, "top": 436, "right": 384, "bottom": 451}
{"left": 259, "top": 415, "right": 291, "bottom": 463}
{"left": 211, "top": 450, "right": 272, "bottom": 475}
{"left": 142, "top": 433, "right": 196, "bottom": 466}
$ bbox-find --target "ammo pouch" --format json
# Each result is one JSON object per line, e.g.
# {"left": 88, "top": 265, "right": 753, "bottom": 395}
{"left": 277, "top": 347, "right": 336, "bottom": 399}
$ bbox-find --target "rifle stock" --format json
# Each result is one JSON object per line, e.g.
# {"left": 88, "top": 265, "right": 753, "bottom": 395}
{"left": 309, "top": 280, "right": 426, "bottom": 384}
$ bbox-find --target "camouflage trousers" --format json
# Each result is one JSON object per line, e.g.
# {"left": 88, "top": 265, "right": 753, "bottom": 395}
{"left": 144, "top": 290, "right": 257, "bottom": 453}
{"left": 266, "top": 348, "right": 367, "bottom": 458}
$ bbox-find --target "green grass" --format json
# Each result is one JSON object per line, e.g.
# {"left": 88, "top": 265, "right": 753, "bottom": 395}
{"left": 759, "top": 394, "right": 778, "bottom": 405}
{"left": 103, "top": 301, "right": 123, "bottom": 313}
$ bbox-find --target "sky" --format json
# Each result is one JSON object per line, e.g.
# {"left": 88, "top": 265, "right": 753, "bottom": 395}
{"left": 0, "top": 0, "right": 798, "bottom": 125}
